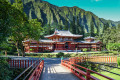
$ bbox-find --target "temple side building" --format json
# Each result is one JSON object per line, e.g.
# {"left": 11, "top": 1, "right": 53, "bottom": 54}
{"left": 23, "top": 29, "right": 102, "bottom": 53}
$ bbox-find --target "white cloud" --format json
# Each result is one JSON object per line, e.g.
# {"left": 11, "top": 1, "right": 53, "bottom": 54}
{"left": 95, "top": 0, "right": 100, "bottom": 2}
{"left": 91, "top": 0, "right": 101, "bottom": 2}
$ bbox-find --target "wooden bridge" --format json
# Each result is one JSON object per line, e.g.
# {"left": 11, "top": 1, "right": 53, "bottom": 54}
{"left": 7, "top": 56, "right": 118, "bottom": 80}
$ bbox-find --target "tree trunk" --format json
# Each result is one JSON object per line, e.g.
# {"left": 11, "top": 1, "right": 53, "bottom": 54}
{"left": 20, "top": 43, "right": 25, "bottom": 57}
{"left": 15, "top": 41, "right": 20, "bottom": 56}
{"left": 5, "top": 50, "right": 7, "bottom": 56}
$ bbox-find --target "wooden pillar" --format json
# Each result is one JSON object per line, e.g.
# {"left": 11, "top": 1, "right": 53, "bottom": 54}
{"left": 37, "top": 42, "right": 39, "bottom": 53}
{"left": 95, "top": 47, "right": 97, "bottom": 51}
{"left": 28, "top": 42, "right": 30, "bottom": 53}
{"left": 41, "top": 43, "right": 43, "bottom": 52}
{"left": 100, "top": 47, "right": 102, "bottom": 51}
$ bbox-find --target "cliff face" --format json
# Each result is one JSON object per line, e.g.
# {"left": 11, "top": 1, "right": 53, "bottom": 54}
{"left": 8, "top": 0, "right": 119, "bottom": 33}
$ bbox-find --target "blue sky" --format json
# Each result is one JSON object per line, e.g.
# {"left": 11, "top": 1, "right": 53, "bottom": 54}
{"left": 43, "top": 0, "right": 120, "bottom": 21}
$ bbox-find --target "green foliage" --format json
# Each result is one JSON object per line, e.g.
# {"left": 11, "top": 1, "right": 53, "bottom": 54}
{"left": 117, "top": 57, "right": 120, "bottom": 66}
{"left": 96, "top": 22, "right": 100, "bottom": 36}
{"left": 97, "top": 27, "right": 120, "bottom": 47}
{"left": 118, "top": 24, "right": 120, "bottom": 29}
{"left": 28, "top": 19, "right": 43, "bottom": 40}
{"left": 56, "top": 52, "right": 64, "bottom": 58}
{"left": 107, "top": 43, "right": 120, "bottom": 52}
{"left": 1, "top": 0, "right": 43, "bottom": 57}
{"left": 43, "top": 24, "right": 54, "bottom": 36}
{"left": 70, "top": 16, "right": 76, "bottom": 34}
{"left": 90, "top": 21, "right": 96, "bottom": 37}
{"left": 12, "top": 0, "right": 23, "bottom": 12}
{"left": 0, "top": 41, "right": 12, "bottom": 51}
{"left": 6, "top": 0, "right": 118, "bottom": 38}
{"left": 43, "top": 50, "right": 51, "bottom": 53}
{"left": 63, "top": 19, "right": 68, "bottom": 30}
{"left": 0, "top": 0, "right": 17, "bottom": 42}
{"left": 103, "top": 23, "right": 109, "bottom": 33}
{"left": 82, "top": 48, "right": 88, "bottom": 52}
{"left": 64, "top": 53, "right": 71, "bottom": 58}
{"left": 0, "top": 57, "right": 12, "bottom": 80}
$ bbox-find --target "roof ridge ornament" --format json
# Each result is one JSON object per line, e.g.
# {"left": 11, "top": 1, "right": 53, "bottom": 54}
{"left": 54, "top": 28, "right": 58, "bottom": 35}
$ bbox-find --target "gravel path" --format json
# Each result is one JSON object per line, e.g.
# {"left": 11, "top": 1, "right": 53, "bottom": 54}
{"left": 40, "top": 58, "right": 79, "bottom": 80}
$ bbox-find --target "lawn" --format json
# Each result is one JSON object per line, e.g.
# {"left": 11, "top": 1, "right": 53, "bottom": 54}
{"left": 91, "top": 68, "right": 120, "bottom": 80}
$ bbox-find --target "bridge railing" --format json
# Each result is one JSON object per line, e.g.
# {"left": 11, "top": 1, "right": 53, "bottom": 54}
{"left": 69, "top": 56, "right": 117, "bottom": 64}
{"left": 61, "top": 60, "right": 114, "bottom": 80}
{"left": 7, "top": 59, "right": 40, "bottom": 68}
{"left": 28, "top": 60, "right": 44, "bottom": 80}
{"left": 13, "top": 59, "right": 44, "bottom": 80}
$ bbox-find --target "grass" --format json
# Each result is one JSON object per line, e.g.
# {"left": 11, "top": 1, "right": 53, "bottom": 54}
{"left": 91, "top": 68, "right": 120, "bottom": 80}
{"left": 1, "top": 51, "right": 120, "bottom": 58}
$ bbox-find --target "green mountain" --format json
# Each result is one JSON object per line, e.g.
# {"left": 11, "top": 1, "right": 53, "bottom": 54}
{"left": 8, "top": 0, "right": 119, "bottom": 34}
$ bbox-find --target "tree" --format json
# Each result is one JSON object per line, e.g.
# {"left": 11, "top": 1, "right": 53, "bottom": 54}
{"left": 0, "top": 57, "right": 12, "bottom": 80}
{"left": 12, "top": 0, "right": 23, "bottom": 12}
{"left": 0, "top": 0, "right": 16, "bottom": 42}
{"left": 76, "top": 16, "right": 85, "bottom": 40}
{"left": 0, "top": 41, "right": 12, "bottom": 56}
{"left": 58, "top": 25, "right": 63, "bottom": 30}
{"left": 97, "top": 27, "right": 120, "bottom": 48}
{"left": 2, "top": 0, "right": 43, "bottom": 57}
{"left": 28, "top": 19, "right": 43, "bottom": 40}
{"left": 96, "top": 22, "right": 100, "bottom": 36}
{"left": 90, "top": 21, "right": 95, "bottom": 37}
{"left": 76, "top": 16, "right": 80, "bottom": 34}
{"left": 103, "top": 23, "right": 109, "bottom": 33}
{"left": 107, "top": 43, "right": 120, "bottom": 52}
{"left": 118, "top": 24, "right": 120, "bottom": 29}
{"left": 70, "top": 16, "right": 76, "bottom": 34}
{"left": 80, "top": 25, "right": 85, "bottom": 39}
{"left": 63, "top": 19, "right": 69, "bottom": 30}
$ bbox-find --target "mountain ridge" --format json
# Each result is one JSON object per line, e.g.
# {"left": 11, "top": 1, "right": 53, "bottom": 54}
{"left": 8, "top": 0, "right": 119, "bottom": 34}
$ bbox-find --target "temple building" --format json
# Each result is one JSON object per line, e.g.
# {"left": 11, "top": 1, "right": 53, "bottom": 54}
{"left": 23, "top": 29, "right": 102, "bottom": 53}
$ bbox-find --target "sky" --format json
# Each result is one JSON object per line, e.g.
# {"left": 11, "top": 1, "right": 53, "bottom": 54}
{"left": 43, "top": 0, "right": 120, "bottom": 21}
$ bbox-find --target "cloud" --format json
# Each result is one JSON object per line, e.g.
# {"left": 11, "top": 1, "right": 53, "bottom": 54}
{"left": 95, "top": 0, "right": 100, "bottom": 2}
{"left": 91, "top": 0, "right": 101, "bottom": 2}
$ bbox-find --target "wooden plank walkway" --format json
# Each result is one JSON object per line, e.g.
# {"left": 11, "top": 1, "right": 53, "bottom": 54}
{"left": 40, "top": 58, "right": 79, "bottom": 80}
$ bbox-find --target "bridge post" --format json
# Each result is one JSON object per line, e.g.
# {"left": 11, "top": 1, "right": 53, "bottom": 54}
{"left": 86, "top": 69, "right": 90, "bottom": 80}
{"left": 61, "top": 56, "right": 63, "bottom": 60}
{"left": 42, "top": 57, "right": 44, "bottom": 60}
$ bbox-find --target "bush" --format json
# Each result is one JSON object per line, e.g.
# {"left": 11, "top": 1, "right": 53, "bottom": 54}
{"left": 113, "top": 53, "right": 118, "bottom": 55}
{"left": 64, "top": 53, "right": 71, "bottom": 58}
{"left": 71, "top": 53, "right": 78, "bottom": 57}
{"left": 83, "top": 48, "right": 87, "bottom": 52}
{"left": 56, "top": 52, "right": 64, "bottom": 58}
{"left": 0, "top": 57, "right": 12, "bottom": 80}
{"left": 117, "top": 57, "right": 120, "bottom": 66}
{"left": 47, "top": 54, "right": 51, "bottom": 58}
{"left": 43, "top": 50, "right": 51, "bottom": 53}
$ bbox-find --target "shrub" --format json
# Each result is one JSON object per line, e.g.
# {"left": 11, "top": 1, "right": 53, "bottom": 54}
{"left": 113, "top": 53, "right": 118, "bottom": 55}
{"left": 64, "top": 53, "right": 71, "bottom": 58}
{"left": 83, "top": 48, "right": 87, "bottom": 52}
{"left": 47, "top": 54, "right": 51, "bottom": 58}
{"left": 70, "top": 53, "right": 78, "bottom": 57}
{"left": 117, "top": 57, "right": 120, "bottom": 66}
{"left": 56, "top": 52, "right": 64, "bottom": 58}
{"left": 43, "top": 50, "right": 51, "bottom": 53}
{"left": 0, "top": 57, "right": 12, "bottom": 80}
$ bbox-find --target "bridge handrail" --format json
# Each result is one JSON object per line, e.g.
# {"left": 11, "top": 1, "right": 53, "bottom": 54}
{"left": 61, "top": 60, "right": 115, "bottom": 80}
{"left": 7, "top": 59, "right": 39, "bottom": 68}
{"left": 69, "top": 56, "right": 118, "bottom": 64}
{"left": 28, "top": 60, "right": 44, "bottom": 80}
{"left": 14, "top": 59, "right": 41, "bottom": 80}
{"left": 73, "top": 63, "right": 114, "bottom": 80}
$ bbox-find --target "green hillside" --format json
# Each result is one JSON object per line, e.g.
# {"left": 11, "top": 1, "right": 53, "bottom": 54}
{"left": 8, "top": 0, "right": 119, "bottom": 35}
